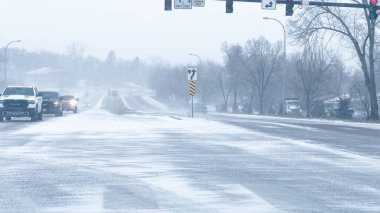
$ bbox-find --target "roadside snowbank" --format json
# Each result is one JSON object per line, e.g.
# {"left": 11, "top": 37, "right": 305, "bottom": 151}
{"left": 141, "top": 95, "right": 168, "bottom": 111}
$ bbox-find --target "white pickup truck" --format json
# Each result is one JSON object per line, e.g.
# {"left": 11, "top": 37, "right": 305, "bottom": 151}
{"left": 0, "top": 86, "right": 43, "bottom": 122}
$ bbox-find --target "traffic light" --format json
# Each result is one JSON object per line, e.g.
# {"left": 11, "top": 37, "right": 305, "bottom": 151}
{"left": 370, "top": 0, "right": 378, "bottom": 20}
{"left": 165, "top": 0, "right": 172, "bottom": 11}
{"left": 226, "top": 0, "right": 233, "bottom": 13}
{"left": 286, "top": 0, "right": 294, "bottom": 16}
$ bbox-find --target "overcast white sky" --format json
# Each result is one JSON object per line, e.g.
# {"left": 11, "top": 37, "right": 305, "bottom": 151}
{"left": 0, "top": 0, "right": 299, "bottom": 64}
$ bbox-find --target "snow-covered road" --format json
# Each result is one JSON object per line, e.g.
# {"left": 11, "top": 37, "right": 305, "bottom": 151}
{"left": 0, "top": 96, "right": 380, "bottom": 212}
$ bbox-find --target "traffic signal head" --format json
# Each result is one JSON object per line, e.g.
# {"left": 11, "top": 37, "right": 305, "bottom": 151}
{"left": 165, "top": 0, "right": 172, "bottom": 11}
{"left": 369, "top": 0, "right": 378, "bottom": 20}
{"left": 226, "top": 0, "right": 234, "bottom": 13}
{"left": 370, "top": 6, "right": 378, "bottom": 20}
{"left": 286, "top": 0, "right": 294, "bottom": 16}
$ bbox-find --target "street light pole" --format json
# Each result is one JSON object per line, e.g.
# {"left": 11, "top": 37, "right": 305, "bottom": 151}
{"left": 4, "top": 40, "right": 22, "bottom": 86}
{"left": 189, "top": 53, "right": 203, "bottom": 72}
{"left": 263, "top": 17, "right": 287, "bottom": 113}
{"left": 189, "top": 53, "right": 203, "bottom": 118}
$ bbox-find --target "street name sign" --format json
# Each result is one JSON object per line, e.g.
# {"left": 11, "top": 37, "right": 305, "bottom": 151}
{"left": 261, "top": 0, "right": 277, "bottom": 10}
{"left": 193, "top": 0, "right": 205, "bottom": 7}
{"left": 187, "top": 68, "right": 198, "bottom": 81}
{"left": 175, "top": 0, "right": 192, "bottom": 9}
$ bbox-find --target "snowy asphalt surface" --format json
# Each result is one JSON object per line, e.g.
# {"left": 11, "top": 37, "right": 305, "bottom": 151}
{"left": 0, "top": 94, "right": 380, "bottom": 212}
{"left": 208, "top": 113, "right": 380, "bottom": 158}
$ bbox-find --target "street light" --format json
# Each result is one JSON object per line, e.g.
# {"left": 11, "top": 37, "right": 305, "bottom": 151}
{"left": 4, "top": 40, "right": 22, "bottom": 86}
{"left": 189, "top": 53, "right": 203, "bottom": 71}
{"left": 263, "top": 17, "right": 287, "bottom": 113}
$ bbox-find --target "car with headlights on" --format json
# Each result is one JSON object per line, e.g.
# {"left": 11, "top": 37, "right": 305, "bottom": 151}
{"left": 39, "top": 91, "right": 63, "bottom": 117}
{"left": 61, "top": 95, "right": 79, "bottom": 113}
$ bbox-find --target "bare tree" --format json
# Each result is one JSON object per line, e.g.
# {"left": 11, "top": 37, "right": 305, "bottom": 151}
{"left": 222, "top": 43, "right": 244, "bottom": 113}
{"left": 64, "top": 42, "right": 86, "bottom": 88}
{"left": 197, "top": 61, "right": 220, "bottom": 104}
{"left": 216, "top": 67, "right": 232, "bottom": 112}
{"left": 241, "top": 37, "right": 282, "bottom": 114}
{"left": 350, "top": 72, "right": 371, "bottom": 117}
{"left": 330, "top": 60, "right": 350, "bottom": 98}
{"left": 290, "top": 45, "right": 337, "bottom": 117}
{"left": 106, "top": 51, "right": 116, "bottom": 65}
{"left": 289, "top": 4, "right": 379, "bottom": 119}
{"left": 239, "top": 79, "right": 256, "bottom": 113}
{"left": 66, "top": 42, "right": 85, "bottom": 60}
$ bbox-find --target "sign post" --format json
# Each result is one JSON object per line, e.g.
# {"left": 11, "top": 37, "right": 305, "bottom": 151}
{"left": 188, "top": 68, "right": 197, "bottom": 117}
{"left": 189, "top": 80, "right": 196, "bottom": 117}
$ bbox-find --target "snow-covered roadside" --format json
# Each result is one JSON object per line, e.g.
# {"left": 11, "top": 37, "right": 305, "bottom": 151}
{"left": 120, "top": 96, "right": 132, "bottom": 109}
{"left": 211, "top": 112, "right": 380, "bottom": 130}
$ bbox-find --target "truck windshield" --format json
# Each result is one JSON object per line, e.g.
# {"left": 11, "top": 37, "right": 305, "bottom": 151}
{"left": 61, "top": 96, "right": 74, "bottom": 101}
{"left": 3, "top": 87, "right": 34, "bottom": 96}
{"left": 41, "top": 92, "right": 58, "bottom": 100}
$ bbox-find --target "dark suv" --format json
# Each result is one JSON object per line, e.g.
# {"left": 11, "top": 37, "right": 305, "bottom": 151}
{"left": 61, "top": 95, "right": 78, "bottom": 113}
{"left": 39, "top": 91, "right": 63, "bottom": 117}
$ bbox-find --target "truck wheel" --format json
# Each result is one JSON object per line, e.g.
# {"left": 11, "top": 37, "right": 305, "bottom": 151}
{"left": 5, "top": 116, "right": 11, "bottom": 121}
{"left": 31, "top": 113, "right": 38, "bottom": 122}
{"left": 38, "top": 112, "right": 43, "bottom": 121}
{"left": 55, "top": 111, "right": 63, "bottom": 117}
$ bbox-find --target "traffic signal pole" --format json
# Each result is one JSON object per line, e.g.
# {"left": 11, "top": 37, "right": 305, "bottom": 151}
{"left": 222, "top": 0, "right": 378, "bottom": 18}
{"left": 222, "top": 0, "right": 379, "bottom": 9}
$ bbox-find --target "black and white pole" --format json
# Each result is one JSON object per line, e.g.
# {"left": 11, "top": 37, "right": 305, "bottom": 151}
{"left": 190, "top": 80, "right": 196, "bottom": 117}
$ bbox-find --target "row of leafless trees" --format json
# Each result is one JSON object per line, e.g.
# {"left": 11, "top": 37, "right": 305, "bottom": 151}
{"left": 289, "top": 2, "right": 379, "bottom": 119}
{"left": 221, "top": 38, "right": 282, "bottom": 114}
{"left": 219, "top": 38, "right": 349, "bottom": 117}
{"left": 62, "top": 40, "right": 368, "bottom": 119}
{"left": 213, "top": 3, "right": 380, "bottom": 119}
{"left": 116, "top": 2, "right": 380, "bottom": 120}
{"left": 146, "top": 34, "right": 376, "bottom": 119}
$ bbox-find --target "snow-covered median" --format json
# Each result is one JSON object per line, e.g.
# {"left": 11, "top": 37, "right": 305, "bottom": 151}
{"left": 141, "top": 95, "right": 168, "bottom": 111}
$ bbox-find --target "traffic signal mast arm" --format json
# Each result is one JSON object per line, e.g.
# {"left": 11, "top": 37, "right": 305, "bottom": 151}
{"left": 221, "top": 0, "right": 379, "bottom": 9}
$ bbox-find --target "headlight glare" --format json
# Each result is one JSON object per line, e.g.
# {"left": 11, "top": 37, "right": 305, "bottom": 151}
{"left": 70, "top": 99, "right": 77, "bottom": 106}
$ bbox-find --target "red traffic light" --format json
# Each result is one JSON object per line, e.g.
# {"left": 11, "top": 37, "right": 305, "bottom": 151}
{"left": 372, "top": 0, "right": 377, "bottom": 5}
